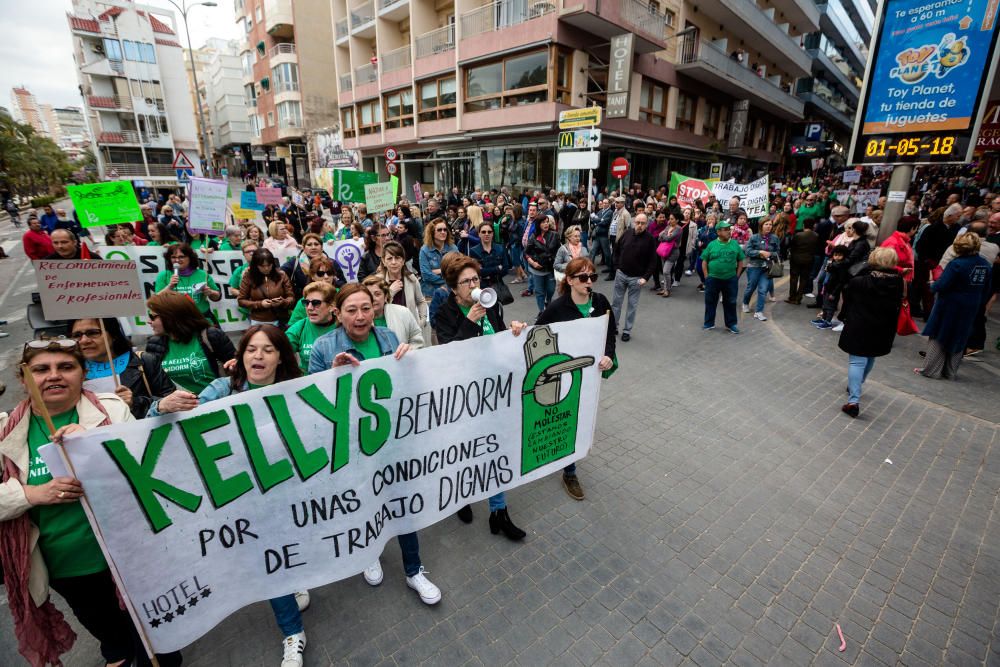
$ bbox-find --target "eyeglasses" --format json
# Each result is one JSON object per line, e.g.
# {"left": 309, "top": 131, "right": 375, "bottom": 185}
{"left": 457, "top": 276, "right": 481, "bottom": 287}
{"left": 303, "top": 299, "right": 325, "bottom": 308}
{"left": 435, "top": 227, "right": 448, "bottom": 232}
{"left": 71, "top": 328, "right": 103, "bottom": 340}
{"left": 573, "top": 273, "right": 600, "bottom": 283}
{"left": 480, "top": 229, "right": 494, "bottom": 234}
{"left": 25, "top": 337, "right": 78, "bottom": 351}
{"left": 148, "top": 312, "right": 160, "bottom": 321}
{"left": 313, "top": 270, "right": 332, "bottom": 278}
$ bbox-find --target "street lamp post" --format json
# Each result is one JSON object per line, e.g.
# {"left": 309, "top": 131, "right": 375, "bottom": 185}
{"left": 164, "top": 0, "right": 217, "bottom": 178}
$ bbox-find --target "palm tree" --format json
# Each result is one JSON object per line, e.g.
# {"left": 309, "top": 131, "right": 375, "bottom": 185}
{"left": 0, "top": 111, "right": 72, "bottom": 200}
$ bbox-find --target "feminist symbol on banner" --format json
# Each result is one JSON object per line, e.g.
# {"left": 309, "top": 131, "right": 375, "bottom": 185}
{"left": 334, "top": 243, "right": 361, "bottom": 281}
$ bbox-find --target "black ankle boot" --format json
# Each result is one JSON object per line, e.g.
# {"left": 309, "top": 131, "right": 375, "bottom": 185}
{"left": 489, "top": 508, "right": 526, "bottom": 541}
{"left": 457, "top": 505, "right": 473, "bottom": 523}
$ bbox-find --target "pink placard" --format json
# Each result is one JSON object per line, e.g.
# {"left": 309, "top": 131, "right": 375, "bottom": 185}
{"left": 256, "top": 187, "right": 283, "bottom": 206}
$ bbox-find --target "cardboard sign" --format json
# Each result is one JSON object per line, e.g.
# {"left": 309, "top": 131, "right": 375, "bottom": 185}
{"left": 255, "top": 187, "right": 283, "bottom": 206}
{"left": 33, "top": 260, "right": 145, "bottom": 319}
{"left": 68, "top": 182, "right": 143, "bottom": 228}
{"left": 187, "top": 178, "right": 229, "bottom": 235}
{"left": 45, "top": 318, "right": 607, "bottom": 653}
{"left": 712, "top": 176, "right": 769, "bottom": 218}
{"left": 240, "top": 191, "right": 266, "bottom": 211}
{"left": 330, "top": 239, "right": 364, "bottom": 282}
{"left": 364, "top": 182, "right": 396, "bottom": 212}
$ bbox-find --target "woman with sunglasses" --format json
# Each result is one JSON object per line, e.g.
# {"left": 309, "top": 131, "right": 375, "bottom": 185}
{"left": 288, "top": 256, "right": 341, "bottom": 325}
{"left": 153, "top": 242, "right": 222, "bottom": 322}
{"left": 419, "top": 219, "right": 458, "bottom": 299}
{"left": 286, "top": 282, "right": 338, "bottom": 372}
{"left": 69, "top": 317, "right": 175, "bottom": 419}
{"left": 145, "top": 291, "right": 236, "bottom": 394}
{"left": 434, "top": 254, "right": 527, "bottom": 540}
{"left": 308, "top": 285, "right": 442, "bottom": 607}
{"left": 470, "top": 220, "right": 509, "bottom": 290}
{"left": 150, "top": 325, "right": 310, "bottom": 667}
{"left": 535, "top": 257, "right": 616, "bottom": 500}
{"left": 280, "top": 232, "right": 346, "bottom": 300}
{"left": 239, "top": 248, "right": 295, "bottom": 326}
{"left": 0, "top": 338, "right": 181, "bottom": 667}
{"left": 376, "top": 240, "right": 429, "bottom": 338}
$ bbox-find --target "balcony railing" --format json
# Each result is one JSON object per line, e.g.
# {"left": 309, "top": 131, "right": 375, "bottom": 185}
{"left": 350, "top": 1, "right": 375, "bottom": 28}
{"left": 378, "top": 0, "right": 406, "bottom": 8}
{"left": 620, "top": 0, "right": 666, "bottom": 41}
{"left": 104, "top": 162, "right": 178, "bottom": 177}
{"left": 335, "top": 18, "right": 349, "bottom": 39}
{"left": 88, "top": 94, "right": 131, "bottom": 110}
{"left": 339, "top": 73, "right": 353, "bottom": 91}
{"left": 381, "top": 45, "right": 411, "bottom": 73}
{"left": 274, "top": 81, "right": 300, "bottom": 93}
{"left": 109, "top": 59, "right": 125, "bottom": 75}
{"left": 415, "top": 25, "right": 455, "bottom": 59}
{"left": 354, "top": 63, "right": 377, "bottom": 84}
{"left": 269, "top": 43, "right": 296, "bottom": 57}
{"left": 461, "top": 0, "right": 556, "bottom": 38}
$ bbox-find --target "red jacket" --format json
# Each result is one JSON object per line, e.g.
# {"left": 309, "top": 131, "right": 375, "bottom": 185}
{"left": 880, "top": 231, "right": 914, "bottom": 282}
{"left": 22, "top": 230, "right": 54, "bottom": 260}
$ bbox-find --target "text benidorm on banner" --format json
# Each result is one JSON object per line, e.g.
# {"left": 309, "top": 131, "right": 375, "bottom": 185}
{"left": 44, "top": 318, "right": 607, "bottom": 652}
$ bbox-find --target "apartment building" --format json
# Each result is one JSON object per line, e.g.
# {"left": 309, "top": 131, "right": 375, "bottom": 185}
{"left": 325, "top": 0, "right": 872, "bottom": 193}
{"left": 46, "top": 106, "right": 92, "bottom": 161}
{"left": 235, "top": 0, "right": 340, "bottom": 186}
{"left": 10, "top": 87, "right": 46, "bottom": 134}
{"left": 67, "top": 0, "right": 201, "bottom": 186}
{"left": 204, "top": 39, "right": 254, "bottom": 175}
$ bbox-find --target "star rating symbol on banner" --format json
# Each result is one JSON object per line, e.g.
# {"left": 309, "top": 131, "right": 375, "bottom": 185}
{"left": 150, "top": 618, "right": 162, "bottom": 628}
{"left": 163, "top": 612, "right": 175, "bottom": 623}
{"left": 201, "top": 587, "right": 212, "bottom": 599}
{"left": 188, "top": 596, "right": 199, "bottom": 607}
{"left": 175, "top": 604, "right": 186, "bottom": 616}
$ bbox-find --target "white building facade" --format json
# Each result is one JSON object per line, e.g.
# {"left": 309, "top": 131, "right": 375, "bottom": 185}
{"left": 203, "top": 38, "right": 252, "bottom": 174}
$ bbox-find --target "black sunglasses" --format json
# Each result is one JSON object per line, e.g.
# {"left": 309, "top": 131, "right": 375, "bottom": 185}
{"left": 313, "top": 270, "right": 332, "bottom": 278}
{"left": 573, "top": 273, "right": 600, "bottom": 283}
{"left": 303, "top": 299, "right": 325, "bottom": 308}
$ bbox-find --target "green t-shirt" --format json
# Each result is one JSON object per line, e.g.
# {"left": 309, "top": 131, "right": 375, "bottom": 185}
{"left": 161, "top": 336, "right": 216, "bottom": 394}
{"left": 353, "top": 332, "right": 383, "bottom": 360}
{"left": 219, "top": 239, "right": 240, "bottom": 251}
{"left": 576, "top": 300, "right": 592, "bottom": 318}
{"left": 288, "top": 297, "right": 307, "bottom": 325}
{"left": 286, "top": 318, "right": 336, "bottom": 372}
{"left": 702, "top": 239, "right": 745, "bottom": 280}
{"left": 146, "top": 240, "right": 161, "bottom": 247}
{"left": 154, "top": 268, "right": 219, "bottom": 315}
{"left": 374, "top": 315, "right": 387, "bottom": 328}
{"left": 459, "top": 304, "right": 496, "bottom": 335}
{"left": 230, "top": 264, "right": 250, "bottom": 316}
{"left": 27, "top": 409, "right": 106, "bottom": 579}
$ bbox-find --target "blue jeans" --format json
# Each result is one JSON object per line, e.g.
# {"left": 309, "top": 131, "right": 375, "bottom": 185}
{"left": 564, "top": 462, "right": 576, "bottom": 476}
{"left": 591, "top": 235, "right": 612, "bottom": 270}
{"left": 397, "top": 532, "right": 421, "bottom": 576}
{"left": 270, "top": 595, "right": 303, "bottom": 636}
{"left": 742, "top": 267, "right": 771, "bottom": 313}
{"left": 704, "top": 276, "right": 738, "bottom": 328}
{"left": 488, "top": 492, "right": 506, "bottom": 512}
{"left": 531, "top": 272, "right": 555, "bottom": 311}
{"left": 508, "top": 243, "right": 522, "bottom": 272}
{"left": 847, "top": 355, "right": 876, "bottom": 404}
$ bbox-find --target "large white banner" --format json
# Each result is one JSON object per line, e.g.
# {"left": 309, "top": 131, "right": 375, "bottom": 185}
{"left": 712, "top": 176, "right": 769, "bottom": 218}
{"left": 43, "top": 318, "right": 607, "bottom": 653}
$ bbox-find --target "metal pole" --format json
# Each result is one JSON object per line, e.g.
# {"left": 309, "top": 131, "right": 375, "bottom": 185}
{"left": 177, "top": 1, "right": 213, "bottom": 178}
{"left": 876, "top": 164, "right": 913, "bottom": 245}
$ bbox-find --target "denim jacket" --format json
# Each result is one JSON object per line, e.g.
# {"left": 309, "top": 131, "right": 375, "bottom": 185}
{"left": 307, "top": 326, "right": 400, "bottom": 374}
{"left": 419, "top": 243, "right": 458, "bottom": 296}
{"left": 745, "top": 233, "right": 780, "bottom": 268}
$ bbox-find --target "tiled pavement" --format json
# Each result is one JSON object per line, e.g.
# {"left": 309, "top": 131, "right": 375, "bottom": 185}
{"left": 2, "top": 270, "right": 998, "bottom": 666}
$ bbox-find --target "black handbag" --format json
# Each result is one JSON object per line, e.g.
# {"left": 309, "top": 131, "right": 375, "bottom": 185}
{"left": 494, "top": 280, "right": 515, "bottom": 305}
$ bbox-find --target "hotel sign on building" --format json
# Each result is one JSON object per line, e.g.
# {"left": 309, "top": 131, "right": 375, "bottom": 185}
{"left": 606, "top": 33, "right": 635, "bottom": 119}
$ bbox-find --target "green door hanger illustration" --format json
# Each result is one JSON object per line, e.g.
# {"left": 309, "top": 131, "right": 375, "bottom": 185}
{"left": 521, "top": 325, "right": 595, "bottom": 474}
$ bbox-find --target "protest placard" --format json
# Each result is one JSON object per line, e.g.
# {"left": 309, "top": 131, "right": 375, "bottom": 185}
{"left": 33, "top": 260, "right": 145, "bottom": 320}
{"left": 68, "top": 182, "right": 143, "bottom": 228}
{"left": 333, "top": 169, "right": 378, "bottom": 203}
{"left": 329, "top": 239, "right": 364, "bottom": 282}
{"left": 364, "top": 182, "right": 396, "bottom": 212}
{"left": 240, "top": 191, "right": 266, "bottom": 211}
{"left": 712, "top": 175, "right": 769, "bottom": 218}
{"left": 292, "top": 192, "right": 304, "bottom": 206}
{"left": 853, "top": 188, "right": 882, "bottom": 214}
{"left": 44, "top": 317, "right": 607, "bottom": 653}
{"left": 668, "top": 173, "right": 717, "bottom": 208}
{"left": 230, "top": 205, "right": 258, "bottom": 221}
{"left": 841, "top": 170, "right": 861, "bottom": 184}
{"left": 187, "top": 178, "right": 229, "bottom": 235}
{"left": 256, "top": 187, "right": 283, "bottom": 206}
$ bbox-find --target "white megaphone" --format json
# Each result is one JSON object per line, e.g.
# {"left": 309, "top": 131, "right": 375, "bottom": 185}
{"left": 471, "top": 287, "right": 498, "bottom": 308}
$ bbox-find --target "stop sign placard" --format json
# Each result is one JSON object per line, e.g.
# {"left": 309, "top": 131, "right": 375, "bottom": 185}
{"left": 611, "top": 157, "right": 630, "bottom": 179}
{"left": 676, "top": 178, "right": 713, "bottom": 206}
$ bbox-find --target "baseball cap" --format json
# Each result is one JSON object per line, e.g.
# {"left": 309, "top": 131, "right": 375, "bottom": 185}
{"left": 716, "top": 221, "right": 732, "bottom": 230}
{"left": 614, "top": 196, "right": 626, "bottom": 203}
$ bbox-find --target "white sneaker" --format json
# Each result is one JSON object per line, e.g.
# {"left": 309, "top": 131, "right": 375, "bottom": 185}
{"left": 768, "top": 295, "right": 776, "bottom": 302}
{"left": 804, "top": 293, "right": 815, "bottom": 299}
{"left": 754, "top": 312, "right": 767, "bottom": 321}
{"left": 741, "top": 303, "right": 750, "bottom": 313}
{"left": 685, "top": 269, "right": 693, "bottom": 276}
{"left": 832, "top": 323, "right": 844, "bottom": 332}
{"left": 294, "top": 591, "right": 310, "bottom": 612}
{"left": 363, "top": 559, "right": 383, "bottom": 586}
{"left": 671, "top": 280, "right": 680, "bottom": 287}
{"left": 280, "top": 632, "right": 306, "bottom": 667}
{"left": 406, "top": 567, "right": 442, "bottom": 605}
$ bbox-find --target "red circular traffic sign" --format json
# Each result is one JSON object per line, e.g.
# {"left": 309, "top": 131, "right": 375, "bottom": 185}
{"left": 384, "top": 147, "right": 398, "bottom": 162}
{"left": 611, "top": 157, "right": 630, "bottom": 179}
{"left": 385, "top": 162, "right": 399, "bottom": 175}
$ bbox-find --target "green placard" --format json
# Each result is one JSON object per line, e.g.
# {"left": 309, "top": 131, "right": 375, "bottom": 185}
{"left": 332, "top": 169, "right": 379, "bottom": 203}
{"left": 68, "top": 182, "right": 142, "bottom": 228}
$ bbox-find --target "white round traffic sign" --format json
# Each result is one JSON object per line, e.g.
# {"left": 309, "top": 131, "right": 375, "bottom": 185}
{"left": 386, "top": 162, "right": 399, "bottom": 175}
{"left": 384, "top": 147, "right": 398, "bottom": 162}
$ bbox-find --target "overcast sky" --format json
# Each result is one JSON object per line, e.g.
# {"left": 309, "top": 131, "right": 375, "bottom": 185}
{"left": 0, "top": 0, "right": 239, "bottom": 110}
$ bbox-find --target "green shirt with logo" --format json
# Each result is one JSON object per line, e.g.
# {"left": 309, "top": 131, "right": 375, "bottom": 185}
{"left": 701, "top": 239, "right": 746, "bottom": 280}
{"left": 161, "top": 336, "right": 216, "bottom": 394}
{"left": 286, "top": 318, "right": 336, "bottom": 372}
{"left": 27, "top": 409, "right": 106, "bottom": 579}
{"left": 154, "top": 268, "right": 219, "bottom": 316}
{"left": 459, "top": 304, "right": 496, "bottom": 335}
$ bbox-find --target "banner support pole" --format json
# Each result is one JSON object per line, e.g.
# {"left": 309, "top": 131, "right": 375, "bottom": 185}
{"left": 98, "top": 319, "right": 120, "bottom": 388}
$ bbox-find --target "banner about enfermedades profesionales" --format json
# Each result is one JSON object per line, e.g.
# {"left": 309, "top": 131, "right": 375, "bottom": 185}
{"left": 46, "top": 317, "right": 607, "bottom": 652}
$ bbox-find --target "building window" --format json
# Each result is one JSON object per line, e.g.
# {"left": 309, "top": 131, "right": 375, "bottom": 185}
{"left": 384, "top": 89, "right": 414, "bottom": 128}
{"left": 277, "top": 101, "right": 301, "bottom": 128}
{"left": 271, "top": 63, "right": 299, "bottom": 93}
{"left": 639, "top": 79, "right": 667, "bottom": 126}
{"left": 357, "top": 99, "right": 381, "bottom": 135}
{"left": 664, "top": 9, "right": 675, "bottom": 27}
{"left": 244, "top": 83, "right": 257, "bottom": 107}
{"left": 464, "top": 49, "right": 549, "bottom": 112}
{"left": 702, "top": 102, "right": 721, "bottom": 137}
{"left": 123, "top": 40, "right": 156, "bottom": 64}
{"left": 255, "top": 5, "right": 262, "bottom": 22}
{"left": 267, "top": 111, "right": 274, "bottom": 127}
{"left": 676, "top": 92, "right": 696, "bottom": 133}
{"left": 250, "top": 114, "right": 262, "bottom": 137}
{"left": 418, "top": 76, "right": 456, "bottom": 121}
{"left": 241, "top": 52, "right": 253, "bottom": 78}
{"left": 103, "top": 38, "right": 123, "bottom": 61}
{"left": 556, "top": 51, "right": 572, "bottom": 105}
{"left": 342, "top": 107, "right": 355, "bottom": 138}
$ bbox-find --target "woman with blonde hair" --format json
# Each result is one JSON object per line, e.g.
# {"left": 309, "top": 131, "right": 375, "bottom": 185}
{"left": 553, "top": 224, "right": 589, "bottom": 284}
{"left": 264, "top": 220, "right": 300, "bottom": 259}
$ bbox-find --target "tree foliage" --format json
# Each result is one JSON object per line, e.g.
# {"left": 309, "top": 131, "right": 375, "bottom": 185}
{"left": 0, "top": 111, "right": 73, "bottom": 197}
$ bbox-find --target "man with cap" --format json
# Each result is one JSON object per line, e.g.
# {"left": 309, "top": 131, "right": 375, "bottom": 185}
{"left": 608, "top": 196, "right": 632, "bottom": 278}
{"left": 611, "top": 213, "right": 658, "bottom": 341}
{"left": 701, "top": 220, "right": 746, "bottom": 333}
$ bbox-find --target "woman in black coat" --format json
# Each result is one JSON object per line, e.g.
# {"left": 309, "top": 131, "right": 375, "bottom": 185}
{"left": 69, "top": 317, "right": 176, "bottom": 418}
{"left": 524, "top": 215, "right": 561, "bottom": 311}
{"left": 837, "top": 247, "right": 904, "bottom": 418}
{"left": 535, "top": 256, "right": 617, "bottom": 500}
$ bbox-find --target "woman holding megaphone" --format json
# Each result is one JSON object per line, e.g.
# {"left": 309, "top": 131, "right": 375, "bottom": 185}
{"left": 434, "top": 253, "right": 528, "bottom": 541}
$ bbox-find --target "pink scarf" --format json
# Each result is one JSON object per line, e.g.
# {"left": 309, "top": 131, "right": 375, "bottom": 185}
{"left": 0, "top": 391, "right": 111, "bottom": 666}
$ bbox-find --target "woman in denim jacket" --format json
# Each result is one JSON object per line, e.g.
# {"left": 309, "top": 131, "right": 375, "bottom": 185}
{"left": 742, "top": 219, "right": 780, "bottom": 321}
{"left": 418, "top": 221, "right": 458, "bottom": 298}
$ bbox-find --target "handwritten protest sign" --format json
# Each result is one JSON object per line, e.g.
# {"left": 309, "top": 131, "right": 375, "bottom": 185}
{"left": 712, "top": 176, "right": 769, "bottom": 218}
{"left": 230, "top": 205, "right": 258, "bottom": 221}
{"left": 187, "top": 178, "right": 229, "bottom": 235}
{"left": 45, "top": 317, "right": 607, "bottom": 653}
{"left": 240, "top": 191, "right": 266, "bottom": 211}
{"left": 68, "top": 182, "right": 143, "bottom": 228}
{"left": 841, "top": 170, "right": 861, "bottom": 184}
{"left": 364, "top": 182, "right": 396, "bottom": 212}
{"left": 255, "top": 187, "right": 283, "bottom": 206}
{"left": 33, "top": 260, "right": 145, "bottom": 319}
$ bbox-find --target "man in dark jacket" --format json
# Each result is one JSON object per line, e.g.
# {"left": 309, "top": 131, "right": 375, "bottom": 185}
{"left": 913, "top": 203, "right": 961, "bottom": 316}
{"left": 787, "top": 218, "right": 819, "bottom": 304}
{"left": 610, "top": 213, "right": 658, "bottom": 341}
{"left": 590, "top": 199, "right": 613, "bottom": 272}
